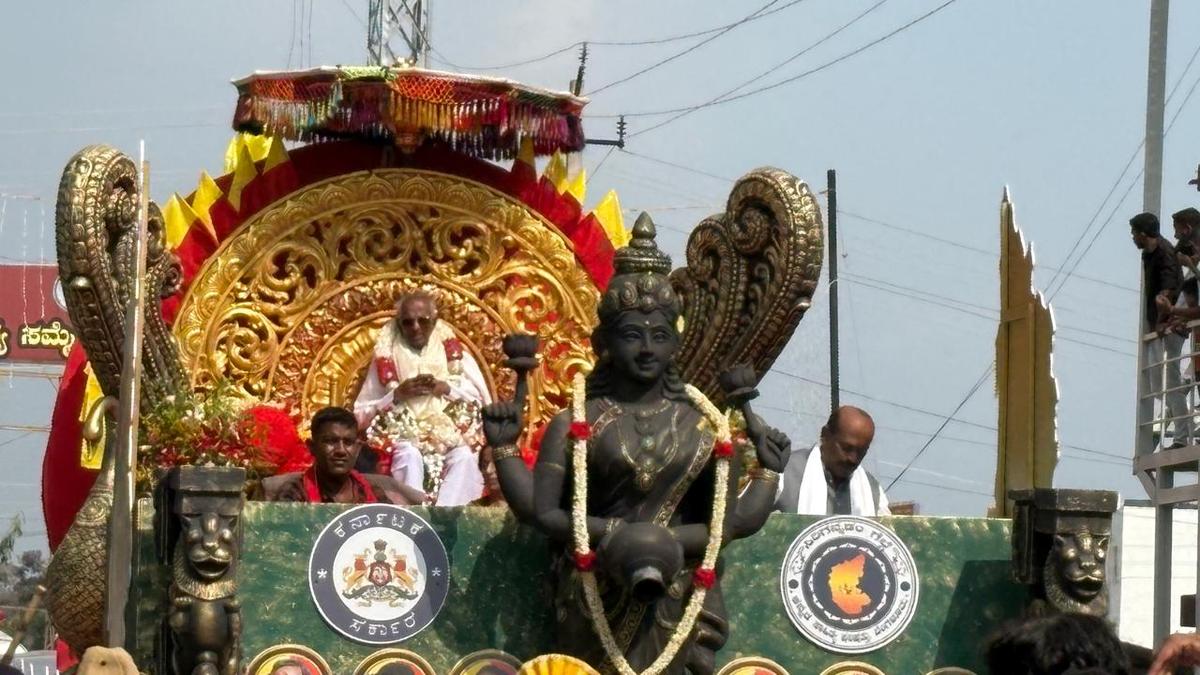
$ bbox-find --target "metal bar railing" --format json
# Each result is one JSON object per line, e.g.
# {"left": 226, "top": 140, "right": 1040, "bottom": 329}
{"left": 1140, "top": 380, "right": 1199, "bottom": 398}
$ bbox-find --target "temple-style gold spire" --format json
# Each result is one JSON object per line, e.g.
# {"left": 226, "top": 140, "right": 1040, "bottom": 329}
{"left": 993, "top": 188, "right": 1060, "bottom": 516}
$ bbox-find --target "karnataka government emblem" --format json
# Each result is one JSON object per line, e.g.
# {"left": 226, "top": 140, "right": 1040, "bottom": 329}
{"left": 780, "top": 516, "right": 919, "bottom": 654}
{"left": 309, "top": 504, "right": 449, "bottom": 645}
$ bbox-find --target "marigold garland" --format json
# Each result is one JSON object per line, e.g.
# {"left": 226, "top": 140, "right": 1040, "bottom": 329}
{"left": 568, "top": 373, "right": 731, "bottom": 675}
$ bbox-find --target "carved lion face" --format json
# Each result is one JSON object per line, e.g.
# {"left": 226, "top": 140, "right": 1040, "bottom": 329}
{"left": 181, "top": 511, "right": 237, "bottom": 580}
{"left": 1050, "top": 531, "right": 1108, "bottom": 601}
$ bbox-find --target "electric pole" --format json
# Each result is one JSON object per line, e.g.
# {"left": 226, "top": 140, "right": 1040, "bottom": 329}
{"left": 368, "top": 0, "right": 432, "bottom": 67}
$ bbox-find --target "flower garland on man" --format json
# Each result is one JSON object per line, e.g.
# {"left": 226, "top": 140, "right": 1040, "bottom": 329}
{"left": 355, "top": 291, "right": 491, "bottom": 506}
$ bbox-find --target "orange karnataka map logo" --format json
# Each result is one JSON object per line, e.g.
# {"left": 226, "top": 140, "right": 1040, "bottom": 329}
{"left": 780, "top": 516, "right": 919, "bottom": 654}
{"left": 828, "top": 552, "right": 872, "bottom": 615}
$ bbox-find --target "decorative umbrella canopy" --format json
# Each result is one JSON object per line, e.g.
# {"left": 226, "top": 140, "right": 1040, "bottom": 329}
{"left": 232, "top": 66, "right": 587, "bottom": 159}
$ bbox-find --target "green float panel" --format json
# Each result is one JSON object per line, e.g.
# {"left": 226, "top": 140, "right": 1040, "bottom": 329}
{"left": 131, "top": 503, "right": 1024, "bottom": 673}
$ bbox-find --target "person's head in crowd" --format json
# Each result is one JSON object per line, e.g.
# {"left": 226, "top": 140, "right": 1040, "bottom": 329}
{"left": 1132, "top": 212, "right": 1163, "bottom": 250}
{"left": 1173, "top": 207, "right": 1200, "bottom": 257}
{"left": 819, "top": 406, "right": 876, "bottom": 484}
{"left": 395, "top": 291, "right": 439, "bottom": 351}
{"left": 308, "top": 406, "right": 362, "bottom": 481}
{"left": 986, "top": 613, "right": 1130, "bottom": 675}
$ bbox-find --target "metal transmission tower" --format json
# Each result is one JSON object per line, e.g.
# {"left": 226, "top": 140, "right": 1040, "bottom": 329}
{"left": 368, "top": 0, "right": 431, "bottom": 67}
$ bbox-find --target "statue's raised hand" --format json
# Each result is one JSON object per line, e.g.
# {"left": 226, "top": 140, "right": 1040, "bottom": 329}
{"left": 482, "top": 333, "right": 540, "bottom": 448}
{"left": 750, "top": 415, "right": 791, "bottom": 473}
{"left": 482, "top": 400, "right": 524, "bottom": 448}
{"left": 719, "top": 363, "right": 791, "bottom": 473}
{"left": 718, "top": 364, "right": 759, "bottom": 406}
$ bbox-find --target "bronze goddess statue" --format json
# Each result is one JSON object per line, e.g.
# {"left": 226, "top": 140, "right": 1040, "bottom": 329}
{"left": 482, "top": 213, "right": 791, "bottom": 674}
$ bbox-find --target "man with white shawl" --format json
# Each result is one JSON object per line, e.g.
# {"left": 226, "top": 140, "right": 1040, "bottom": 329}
{"left": 775, "top": 406, "right": 890, "bottom": 516}
{"left": 354, "top": 292, "right": 491, "bottom": 506}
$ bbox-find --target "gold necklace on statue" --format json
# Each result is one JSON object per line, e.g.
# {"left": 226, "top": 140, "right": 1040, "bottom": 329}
{"left": 608, "top": 398, "right": 678, "bottom": 491}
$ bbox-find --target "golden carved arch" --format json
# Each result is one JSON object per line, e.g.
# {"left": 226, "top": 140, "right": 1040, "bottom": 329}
{"left": 173, "top": 169, "right": 600, "bottom": 432}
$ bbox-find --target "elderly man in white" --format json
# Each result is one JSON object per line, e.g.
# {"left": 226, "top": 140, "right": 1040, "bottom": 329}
{"left": 354, "top": 292, "right": 491, "bottom": 506}
{"left": 775, "top": 405, "right": 890, "bottom": 516}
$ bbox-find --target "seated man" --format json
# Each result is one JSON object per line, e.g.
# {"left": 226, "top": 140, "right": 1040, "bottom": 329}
{"left": 354, "top": 291, "right": 491, "bottom": 506}
{"left": 775, "top": 405, "right": 890, "bottom": 516}
{"left": 255, "top": 407, "right": 422, "bottom": 505}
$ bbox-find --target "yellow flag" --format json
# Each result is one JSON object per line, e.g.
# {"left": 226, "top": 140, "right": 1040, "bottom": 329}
{"left": 516, "top": 136, "right": 536, "bottom": 172}
{"left": 566, "top": 167, "right": 587, "bottom": 204}
{"left": 591, "top": 190, "right": 629, "bottom": 248}
{"left": 224, "top": 133, "right": 272, "bottom": 174}
{"left": 79, "top": 364, "right": 105, "bottom": 470}
{"left": 227, "top": 142, "right": 258, "bottom": 211}
{"left": 189, "top": 172, "right": 222, "bottom": 242}
{"left": 161, "top": 195, "right": 189, "bottom": 249}
{"left": 264, "top": 135, "right": 289, "bottom": 172}
{"left": 175, "top": 194, "right": 204, "bottom": 242}
{"left": 223, "top": 136, "right": 240, "bottom": 175}
{"left": 244, "top": 133, "right": 272, "bottom": 162}
{"left": 162, "top": 194, "right": 204, "bottom": 248}
{"left": 544, "top": 151, "right": 568, "bottom": 192}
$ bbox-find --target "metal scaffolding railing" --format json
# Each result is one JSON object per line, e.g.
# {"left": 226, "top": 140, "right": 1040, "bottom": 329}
{"left": 1134, "top": 318, "right": 1200, "bottom": 644}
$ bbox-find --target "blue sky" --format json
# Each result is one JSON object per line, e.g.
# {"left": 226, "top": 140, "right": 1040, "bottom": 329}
{"left": 2, "top": 1, "right": 1200, "bottom": 549}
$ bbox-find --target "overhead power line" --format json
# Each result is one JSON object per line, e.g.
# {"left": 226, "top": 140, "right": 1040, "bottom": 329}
{"left": 628, "top": 0, "right": 890, "bottom": 137}
{"left": 593, "top": 0, "right": 960, "bottom": 125}
{"left": 842, "top": 272, "right": 1135, "bottom": 350}
{"left": 586, "top": 0, "right": 792, "bottom": 96}
{"left": 827, "top": 44, "right": 1200, "bottom": 485}
{"left": 1045, "top": 35, "right": 1200, "bottom": 300}
{"left": 435, "top": 42, "right": 580, "bottom": 72}
{"left": 431, "top": 0, "right": 808, "bottom": 72}
{"left": 620, "top": 149, "right": 734, "bottom": 183}
{"left": 769, "top": 367, "right": 1130, "bottom": 461}
{"left": 883, "top": 366, "right": 993, "bottom": 490}
{"left": 838, "top": 209, "right": 1138, "bottom": 294}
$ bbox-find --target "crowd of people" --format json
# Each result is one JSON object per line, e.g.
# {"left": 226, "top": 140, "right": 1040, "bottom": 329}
{"left": 1134, "top": 207, "right": 1200, "bottom": 449}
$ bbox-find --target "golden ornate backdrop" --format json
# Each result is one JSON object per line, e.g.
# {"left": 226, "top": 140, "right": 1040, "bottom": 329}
{"left": 173, "top": 169, "right": 600, "bottom": 433}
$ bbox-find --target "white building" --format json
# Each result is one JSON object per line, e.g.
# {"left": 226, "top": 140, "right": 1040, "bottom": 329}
{"left": 1110, "top": 500, "right": 1199, "bottom": 648}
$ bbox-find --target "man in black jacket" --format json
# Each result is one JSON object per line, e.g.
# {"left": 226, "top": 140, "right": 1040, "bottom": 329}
{"left": 1133, "top": 212, "right": 1191, "bottom": 449}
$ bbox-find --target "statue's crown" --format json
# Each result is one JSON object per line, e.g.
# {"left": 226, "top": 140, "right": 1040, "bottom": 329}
{"left": 612, "top": 212, "right": 671, "bottom": 277}
{"left": 374, "top": 539, "right": 387, "bottom": 551}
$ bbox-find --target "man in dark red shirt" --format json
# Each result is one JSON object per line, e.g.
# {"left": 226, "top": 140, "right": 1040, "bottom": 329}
{"left": 254, "top": 407, "right": 426, "bottom": 504}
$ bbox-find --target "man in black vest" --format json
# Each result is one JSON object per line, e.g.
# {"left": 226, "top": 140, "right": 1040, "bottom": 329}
{"left": 1133, "top": 212, "right": 1190, "bottom": 449}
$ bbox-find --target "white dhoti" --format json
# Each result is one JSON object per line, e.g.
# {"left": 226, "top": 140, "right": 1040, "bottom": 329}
{"left": 389, "top": 441, "right": 484, "bottom": 506}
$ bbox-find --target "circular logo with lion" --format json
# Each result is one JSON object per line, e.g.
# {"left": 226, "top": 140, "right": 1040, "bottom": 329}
{"left": 309, "top": 504, "right": 449, "bottom": 645}
{"left": 780, "top": 516, "right": 918, "bottom": 654}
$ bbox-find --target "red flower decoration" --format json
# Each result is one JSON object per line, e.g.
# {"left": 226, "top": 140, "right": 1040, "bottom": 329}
{"left": 713, "top": 439, "right": 735, "bottom": 458}
{"left": 693, "top": 567, "right": 717, "bottom": 589}
{"left": 244, "top": 404, "right": 311, "bottom": 474}
{"left": 443, "top": 338, "right": 464, "bottom": 361}
{"left": 522, "top": 422, "right": 548, "bottom": 469}
{"left": 569, "top": 421, "right": 591, "bottom": 441}
{"left": 573, "top": 550, "right": 597, "bottom": 572}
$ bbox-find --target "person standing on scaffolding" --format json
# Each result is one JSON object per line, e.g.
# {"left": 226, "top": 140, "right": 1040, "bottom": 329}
{"left": 1132, "top": 211, "right": 1191, "bottom": 450}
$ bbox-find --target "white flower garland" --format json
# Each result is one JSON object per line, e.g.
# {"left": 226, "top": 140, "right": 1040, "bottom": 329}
{"left": 569, "top": 373, "right": 731, "bottom": 675}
